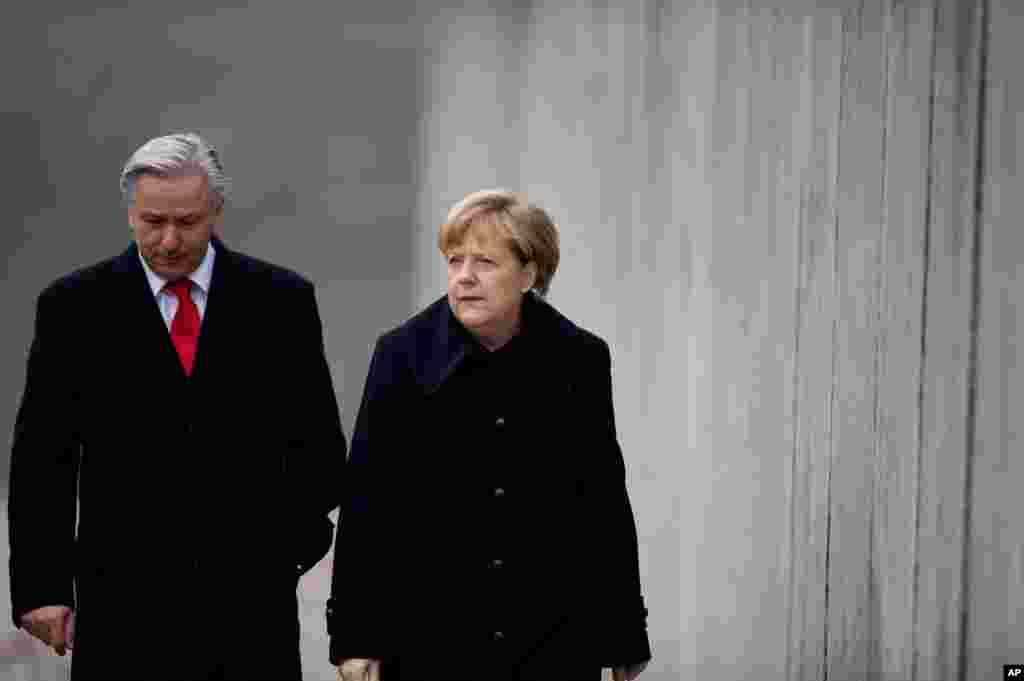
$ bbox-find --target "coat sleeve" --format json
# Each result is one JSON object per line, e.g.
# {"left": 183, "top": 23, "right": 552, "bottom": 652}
{"left": 583, "top": 337, "right": 652, "bottom": 668}
{"left": 326, "top": 332, "right": 403, "bottom": 664}
{"left": 283, "top": 282, "right": 348, "bottom": 575}
{"left": 8, "top": 285, "right": 81, "bottom": 626}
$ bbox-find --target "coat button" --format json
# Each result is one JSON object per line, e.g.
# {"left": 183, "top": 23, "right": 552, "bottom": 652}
{"left": 494, "top": 487, "right": 505, "bottom": 498}
{"left": 493, "top": 631, "right": 505, "bottom": 641}
{"left": 495, "top": 417, "right": 505, "bottom": 427}
{"left": 491, "top": 558, "right": 504, "bottom": 569}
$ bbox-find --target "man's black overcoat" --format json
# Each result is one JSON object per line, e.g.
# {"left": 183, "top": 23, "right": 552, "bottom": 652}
{"left": 8, "top": 238, "right": 346, "bottom": 680}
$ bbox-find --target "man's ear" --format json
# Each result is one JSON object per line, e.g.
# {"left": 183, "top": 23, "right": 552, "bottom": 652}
{"left": 210, "top": 201, "right": 224, "bottom": 232}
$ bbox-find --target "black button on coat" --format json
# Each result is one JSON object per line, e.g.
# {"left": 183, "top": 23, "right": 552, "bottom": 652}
{"left": 327, "top": 293, "right": 650, "bottom": 681}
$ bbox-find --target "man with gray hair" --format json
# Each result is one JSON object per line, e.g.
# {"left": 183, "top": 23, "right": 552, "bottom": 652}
{"left": 8, "top": 132, "right": 347, "bottom": 680}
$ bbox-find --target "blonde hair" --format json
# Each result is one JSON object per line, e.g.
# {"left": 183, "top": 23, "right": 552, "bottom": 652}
{"left": 438, "top": 189, "right": 560, "bottom": 297}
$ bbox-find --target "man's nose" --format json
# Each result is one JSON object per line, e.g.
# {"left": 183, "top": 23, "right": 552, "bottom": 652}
{"left": 160, "top": 227, "right": 182, "bottom": 251}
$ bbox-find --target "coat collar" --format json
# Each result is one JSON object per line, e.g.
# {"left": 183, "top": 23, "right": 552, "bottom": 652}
{"left": 111, "top": 235, "right": 233, "bottom": 281}
{"left": 136, "top": 240, "right": 216, "bottom": 298}
{"left": 419, "top": 291, "right": 581, "bottom": 395}
{"left": 110, "top": 235, "right": 237, "bottom": 383}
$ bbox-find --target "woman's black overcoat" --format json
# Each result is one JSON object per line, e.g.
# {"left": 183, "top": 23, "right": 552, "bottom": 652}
{"left": 327, "top": 293, "right": 650, "bottom": 681}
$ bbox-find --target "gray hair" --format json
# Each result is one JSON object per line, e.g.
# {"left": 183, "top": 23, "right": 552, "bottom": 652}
{"left": 120, "top": 132, "right": 229, "bottom": 209}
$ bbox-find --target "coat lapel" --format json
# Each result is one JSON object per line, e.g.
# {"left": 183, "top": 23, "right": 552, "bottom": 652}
{"left": 418, "top": 297, "right": 472, "bottom": 396}
{"left": 188, "top": 236, "right": 238, "bottom": 389}
{"left": 417, "top": 291, "right": 583, "bottom": 396}
{"left": 111, "top": 242, "right": 190, "bottom": 389}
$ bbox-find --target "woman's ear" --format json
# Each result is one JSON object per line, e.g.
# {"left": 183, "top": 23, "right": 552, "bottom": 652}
{"left": 522, "top": 261, "right": 538, "bottom": 293}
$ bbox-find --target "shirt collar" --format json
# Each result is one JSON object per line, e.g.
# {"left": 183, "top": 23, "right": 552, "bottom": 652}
{"left": 138, "top": 241, "right": 216, "bottom": 296}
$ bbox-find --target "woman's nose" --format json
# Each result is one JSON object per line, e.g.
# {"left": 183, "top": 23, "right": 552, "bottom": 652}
{"left": 456, "top": 262, "right": 476, "bottom": 282}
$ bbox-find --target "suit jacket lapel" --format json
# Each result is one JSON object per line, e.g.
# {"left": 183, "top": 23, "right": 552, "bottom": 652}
{"left": 111, "top": 242, "right": 190, "bottom": 389}
{"left": 189, "top": 236, "right": 236, "bottom": 388}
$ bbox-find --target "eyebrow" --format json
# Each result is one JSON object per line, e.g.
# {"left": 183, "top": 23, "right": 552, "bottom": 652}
{"left": 139, "top": 211, "right": 200, "bottom": 220}
{"left": 449, "top": 250, "right": 495, "bottom": 257}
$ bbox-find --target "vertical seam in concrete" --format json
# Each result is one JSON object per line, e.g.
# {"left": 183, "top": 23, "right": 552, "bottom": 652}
{"left": 823, "top": 6, "right": 851, "bottom": 678}
{"left": 823, "top": 232, "right": 837, "bottom": 681}
{"left": 867, "top": 2, "right": 892, "bottom": 675}
{"left": 784, "top": 96, "right": 807, "bottom": 681}
{"left": 910, "top": 4, "right": 940, "bottom": 680}
{"left": 958, "top": 0, "right": 989, "bottom": 678}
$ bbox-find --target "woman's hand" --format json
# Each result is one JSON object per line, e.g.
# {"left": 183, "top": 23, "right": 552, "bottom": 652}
{"left": 612, "top": 660, "right": 649, "bottom": 681}
{"left": 337, "top": 658, "right": 381, "bottom": 681}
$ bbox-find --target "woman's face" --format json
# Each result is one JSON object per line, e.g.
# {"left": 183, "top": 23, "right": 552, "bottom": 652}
{"left": 446, "top": 224, "right": 536, "bottom": 344}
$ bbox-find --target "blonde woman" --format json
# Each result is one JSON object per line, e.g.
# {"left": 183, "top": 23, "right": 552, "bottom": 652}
{"left": 328, "top": 190, "right": 650, "bottom": 681}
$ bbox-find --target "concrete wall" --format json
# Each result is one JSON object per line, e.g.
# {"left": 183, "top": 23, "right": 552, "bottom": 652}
{"left": 412, "top": 1, "right": 1020, "bottom": 679}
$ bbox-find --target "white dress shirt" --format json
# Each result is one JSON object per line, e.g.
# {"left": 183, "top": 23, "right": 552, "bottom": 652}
{"left": 138, "top": 242, "right": 216, "bottom": 329}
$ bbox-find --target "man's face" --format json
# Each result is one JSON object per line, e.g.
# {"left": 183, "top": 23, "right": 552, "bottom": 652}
{"left": 128, "top": 172, "right": 220, "bottom": 280}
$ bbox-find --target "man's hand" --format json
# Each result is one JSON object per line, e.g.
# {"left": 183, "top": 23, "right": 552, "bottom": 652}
{"left": 19, "top": 605, "right": 74, "bottom": 656}
{"left": 612, "top": 660, "right": 649, "bottom": 681}
{"left": 338, "top": 657, "right": 381, "bottom": 681}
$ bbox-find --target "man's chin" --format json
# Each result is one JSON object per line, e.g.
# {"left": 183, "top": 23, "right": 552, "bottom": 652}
{"left": 146, "top": 258, "right": 195, "bottom": 280}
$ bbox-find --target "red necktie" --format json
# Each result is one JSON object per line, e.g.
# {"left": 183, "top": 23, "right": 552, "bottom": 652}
{"left": 166, "top": 279, "right": 200, "bottom": 375}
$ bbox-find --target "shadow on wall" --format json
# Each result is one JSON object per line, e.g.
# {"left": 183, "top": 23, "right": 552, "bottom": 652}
{"left": 2, "top": 4, "right": 426, "bottom": 681}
